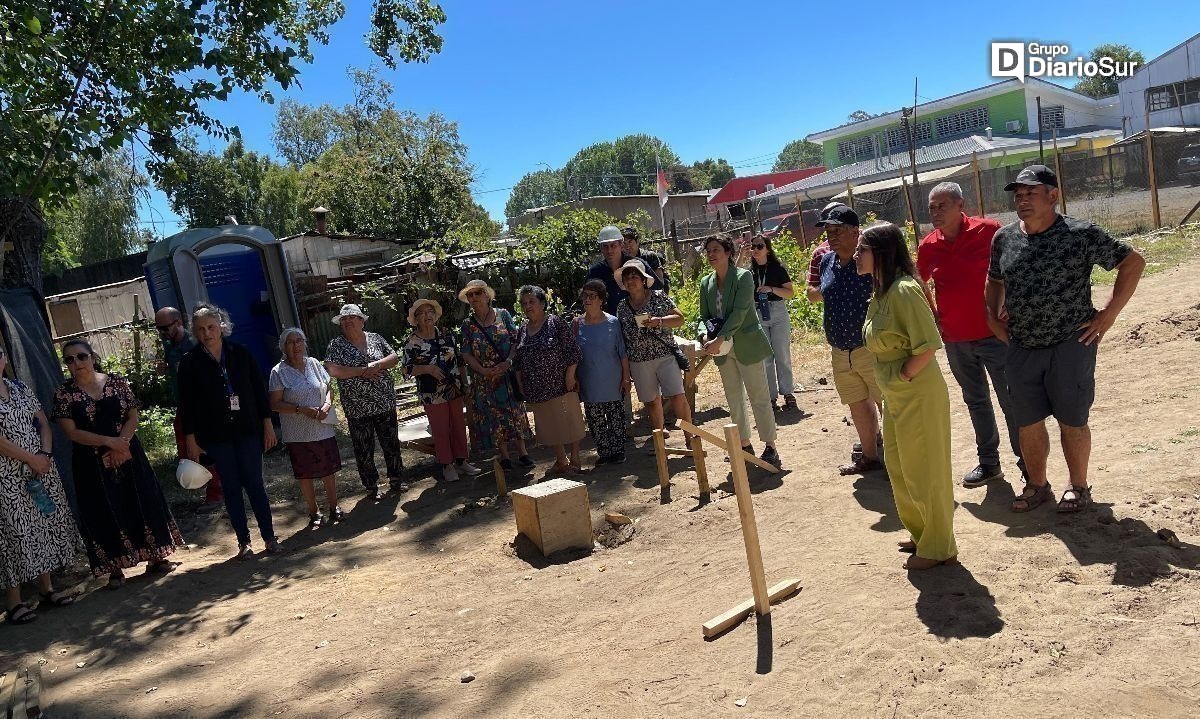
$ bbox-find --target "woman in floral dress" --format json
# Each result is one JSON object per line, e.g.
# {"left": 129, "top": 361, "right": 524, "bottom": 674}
{"left": 53, "top": 339, "right": 184, "bottom": 589}
{"left": 458, "top": 279, "right": 533, "bottom": 470}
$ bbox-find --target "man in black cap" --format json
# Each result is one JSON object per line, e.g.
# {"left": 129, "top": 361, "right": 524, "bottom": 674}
{"left": 986, "top": 165, "right": 1145, "bottom": 515}
{"left": 621, "top": 225, "right": 669, "bottom": 293}
{"left": 812, "top": 203, "right": 883, "bottom": 475}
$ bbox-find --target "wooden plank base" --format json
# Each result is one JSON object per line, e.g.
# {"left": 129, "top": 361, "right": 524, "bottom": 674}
{"left": 702, "top": 579, "right": 802, "bottom": 639}
{"left": 678, "top": 421, "right": 779, "bottom": 473}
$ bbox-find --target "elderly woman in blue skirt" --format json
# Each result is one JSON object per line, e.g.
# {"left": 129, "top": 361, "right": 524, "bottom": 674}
{"left": 269, "top": 327, "right": 344, "bottom": 528}
{"left": 574, "top": 279, "right": 631, "bottom": 465}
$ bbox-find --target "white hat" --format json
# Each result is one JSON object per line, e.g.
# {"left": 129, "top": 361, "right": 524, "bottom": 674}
{"left": 176, "top": 459, "right": 212, "bottom": 490}
{"left": 407, "top": 298, "right": 443, "bottom": 325}
{"left": 332, "top": 304, "right": 368, "bottom": 325}
{"left": 457, "top": 279, "right": 496, "bottom": 303}
{"left": 597, "top": 225, "right": 623, "bottom": 244}
{"left": 614, "top": 259, "right": 655, "bottom": 290}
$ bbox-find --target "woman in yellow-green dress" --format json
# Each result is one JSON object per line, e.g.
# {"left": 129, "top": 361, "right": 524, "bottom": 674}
{"left": 854, "top": 222, "right": 957, "bottom": 570}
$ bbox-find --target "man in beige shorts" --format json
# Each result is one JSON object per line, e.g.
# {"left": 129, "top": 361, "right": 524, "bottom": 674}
{"left": 809, "top": 204, "right": 883, "bottom": 474}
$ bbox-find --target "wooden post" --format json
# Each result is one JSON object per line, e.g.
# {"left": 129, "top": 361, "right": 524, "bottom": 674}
{"left": 492, "top": 457, "right": 507, "bottom": 498}
{"left": 845, "top": 180, "right": 855, "bottom": 212}
{"left": 1145, "top": 116, "right": 1162, "bottom": 229}
{"left": 691, "top": 433, "right": 710, "bottom": 501}
{"left": 901, "top": 177, "right": 918, "bottom": 231}
{"left": 652, "top": 428, "right": 670, "bottom": 497}
{"left": 972, "top": 151, "right": 985, "bottom": 217}
{"left": 794, "top": 196, "right": 808, "bottom": 247}
{"left": 723, "top": 423, "right": 769, "bottom": 616}
{"left": 1051, "top": 127, "right": 1067, "bottom": 216}
{"left": 669, "top": 219, "right": 679, "bottom": 264}
{"left": 131, "top": 294, "right": 142, "bottom": 380}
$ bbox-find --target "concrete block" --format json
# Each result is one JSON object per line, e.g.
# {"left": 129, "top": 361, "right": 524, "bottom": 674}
{"left": 512, "top": 478, "right": 592, "bottom": 556}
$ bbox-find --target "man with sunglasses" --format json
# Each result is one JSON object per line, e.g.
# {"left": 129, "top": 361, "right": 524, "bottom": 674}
{"left": 155, "top": 306, "right": 223, "bottom": 509}
{"left": 586, "top": 225, "right": 650, "bottom": 315}
{"left": 621, "top": 225, "right": 669, "bottom": 294}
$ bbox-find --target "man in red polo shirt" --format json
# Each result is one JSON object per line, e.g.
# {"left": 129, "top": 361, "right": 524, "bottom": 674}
{"left": 918, "top": 182, "right": 1025, "bottom": 488}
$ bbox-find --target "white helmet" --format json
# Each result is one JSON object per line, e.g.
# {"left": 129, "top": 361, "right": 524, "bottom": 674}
{"left": 176, "top": 459, "right": 212, "bottom": 490}
{"left": 597, "top": 225, "right": 623, "bottom": 244}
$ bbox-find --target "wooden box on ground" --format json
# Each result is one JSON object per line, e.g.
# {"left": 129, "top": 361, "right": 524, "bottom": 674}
{"left": 512, "top": 478, "right": 593, "bottom": 556}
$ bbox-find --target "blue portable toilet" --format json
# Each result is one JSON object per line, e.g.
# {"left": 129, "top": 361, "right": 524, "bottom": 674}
{"left": 144, "top": 225, "right": 300, "bottom": 377}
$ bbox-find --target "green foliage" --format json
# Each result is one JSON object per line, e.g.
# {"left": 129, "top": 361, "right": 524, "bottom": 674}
{"left": 505, "top": 168, "right": 567, "bottom": 219}
{"left": 773, "top": 140, "right": 823, "bottom": 172}
{"left": 673, "top": 158, "right": 735, "bottom": 192}
{"left": 666, "top": 260, "right": 703, "bottom": 336}
{"left": 136, "top": 406, "right": 178, "bottom": 467}
{"left": 514, "top": 207, "right": 648, "bottom": 304}
{"left": 42, "top": 150, "right": 150, "bottom": 274}
{"left": 847, "top": 110, "right": 879, "bottom": 123}
{"left": 1074, "top": 44, "right": 1145, "bottom": 99}
{"left": 772, "top": 231, "right": 823, "bottom": 337}
{"left": 103, "top": 342, "right": 172, "bottom": 410}
{"left": 564, "top": 134, "right": 681, "bottom": 198}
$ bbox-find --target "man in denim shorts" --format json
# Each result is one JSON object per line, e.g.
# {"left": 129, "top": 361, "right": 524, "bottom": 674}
{"left": 985, "top": 165, "right": 1145, "bottom": 514}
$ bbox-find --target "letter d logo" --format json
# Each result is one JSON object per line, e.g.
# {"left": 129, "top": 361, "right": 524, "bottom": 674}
{"left": 991, "top": 42, "right": 1025, "bottom": 82}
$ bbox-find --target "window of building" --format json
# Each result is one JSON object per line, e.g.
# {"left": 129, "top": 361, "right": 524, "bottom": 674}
{"left": 836, "top": 135, "right": 876, "bottom": 162}
{"left": 1146, "top": 79, "right": 1200, "bottom": 113}
{"left": 934, "top": 105, "right": 990, "bottom": 137}
{"left": 885, "top": 120, "right": 932, "bottom": 151}
{"left": 1039, "top": 104, "right": 1066, "bottom": 130}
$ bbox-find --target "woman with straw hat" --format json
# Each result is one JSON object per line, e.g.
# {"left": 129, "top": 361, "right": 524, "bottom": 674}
{"left": 269, "top": 327, "right": 344, "bottom": 528}
{"left": 458, "top": 279, "right": 534, "bottom": 470}
{"left": 402, "top": 299, "right": 482, "bottom": 483}
{"left": 324, "top": 303, "right": 404, "bottom": 501}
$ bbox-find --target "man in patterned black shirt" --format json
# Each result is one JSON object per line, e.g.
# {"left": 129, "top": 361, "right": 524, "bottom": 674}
{"left": 985, "top": 165, "right": 1145, "bottom": 515}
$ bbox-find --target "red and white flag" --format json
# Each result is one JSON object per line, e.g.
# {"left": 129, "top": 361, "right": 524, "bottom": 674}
{"left": 656, "top": 168, "right": 669, "bottom": 208}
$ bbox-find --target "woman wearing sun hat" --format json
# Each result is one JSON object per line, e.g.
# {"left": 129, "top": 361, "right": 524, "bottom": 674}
{"left": 458, "top": 279, "right": 534, "bottom": 470}
{"left": 324, "top": 303, "right": 404, "bottom": 500}
{"left": 402, "top": 298, "right": 482, "bottom": 483}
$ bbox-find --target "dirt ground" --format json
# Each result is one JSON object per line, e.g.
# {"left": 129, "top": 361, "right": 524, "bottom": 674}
{"left": 3, "top": 260, "right": 1200, "bottom": 719}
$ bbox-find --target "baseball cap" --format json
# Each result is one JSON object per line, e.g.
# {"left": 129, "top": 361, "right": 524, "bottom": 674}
{"left": 620, "top": 225, "right": 640, "bottom": 240}
{"left": 815, "top": 204, "right": 860, "bottom": 227}
{"left": 1004, "top": 164, "right": 1058, "bottom": 191}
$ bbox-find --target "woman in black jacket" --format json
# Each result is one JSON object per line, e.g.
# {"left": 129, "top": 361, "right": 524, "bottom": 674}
{"left": 177, "top": 303, "right": 280, "bottom": 559}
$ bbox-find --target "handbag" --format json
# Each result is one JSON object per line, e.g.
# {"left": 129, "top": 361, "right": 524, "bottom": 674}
{"left": 469, "top": 314, "right": 523, "bottom": 403}
{"left": 626, "top": 299, "right": 690, "bottom": 372}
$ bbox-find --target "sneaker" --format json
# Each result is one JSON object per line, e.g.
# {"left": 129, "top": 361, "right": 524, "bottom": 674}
{"left": 264, "top": 539, "right": 284, "bottom": 555}
{"left": 962, "top": 463, "right": 1004, "bottom": 488}
{"left": 442, "top": 464, "right": 461, "bottom": 483}
{"left": 517, "top": 455, "right": 535, "bottom": 468}
{"left": 457, "top": 461, "right": 483, "bottom": 476}
{"left": 724, "top": 444, "right": 754, "bottom": 463}
{"left": 760, "top": 445, "right": 780, "bottom": 466}
{"left": 783, "top": 394, "right": 798, "bottom": 411}
{"left": 235, "top": 543, "right": 254, "bottom": 561}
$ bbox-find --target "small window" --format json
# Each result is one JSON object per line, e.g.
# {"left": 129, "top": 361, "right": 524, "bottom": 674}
{"left": 885, "top": 121, "right": 932, "bottom": 150}
{"left": 49, "top": 299, "right": 85, "bottom": 337}
{"left": 836, "top": 136, "right": 876, "bottom": 162}
{"left": 1040, "top": 104, "right": 1066, "bottom": 130}
{"left": 934, "top": 106, "right": 990, "bottom": 137}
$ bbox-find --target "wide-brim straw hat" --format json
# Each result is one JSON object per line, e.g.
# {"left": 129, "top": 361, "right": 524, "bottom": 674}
{"left": 457, "top": 279, "right": 496, "bottom": 303}
{"left": 332, "top": 303, "right": 369, "bottom": 325}
{"left": 407, "top": 298, "right": 443, "bottom": 326}
{"left": 615, "top": 259, "right": 655, "bottom": 291}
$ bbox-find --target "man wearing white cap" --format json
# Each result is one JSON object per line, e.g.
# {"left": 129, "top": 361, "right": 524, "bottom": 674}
{"left": 586, "top": 225, "right": 650, "bottom": 315}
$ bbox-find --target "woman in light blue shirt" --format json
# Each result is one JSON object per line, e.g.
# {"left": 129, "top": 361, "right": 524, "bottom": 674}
{"left": 574, "top": 280, "right": 631, "bottom": 465}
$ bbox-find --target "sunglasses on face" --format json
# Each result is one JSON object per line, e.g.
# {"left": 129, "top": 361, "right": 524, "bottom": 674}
{"left": 465, "top": 290, "right": 484, "bottom": 298}
{"left": 751, "top": 244, "right": 766, "bottom": 250}
{"left": 63, "top": 352, "right": 90, "bottom": 364}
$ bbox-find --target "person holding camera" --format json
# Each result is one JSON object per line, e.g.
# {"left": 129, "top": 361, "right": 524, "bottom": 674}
{"left": 402, "top": 299, "right": 482, "bottom": 484}
{"left": 700, "top": 235, "right": 779, "bottom": 465}
{"left": 748, "top": 234, "right": 798, "bottom": 412}
{"left": 615, "top": 260, "right": 693, "bottom": 445}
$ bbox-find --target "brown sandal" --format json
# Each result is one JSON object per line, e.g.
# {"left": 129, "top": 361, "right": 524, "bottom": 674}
{"left": 839, "top": 456, "right": 883, "bottom": 475}
{"left": 898, "top": 540, "right": 917, "bottom": 554}
{"left": 1011, "top": 481, "right": 1052, "bottom": 513}
{"left": 1057, "top": 485, "right": 1092, "bottom": 513}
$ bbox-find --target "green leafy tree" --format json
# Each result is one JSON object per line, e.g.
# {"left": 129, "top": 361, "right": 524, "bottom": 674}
{"left": 1074, "top": 44, "right": 1145, "bottom": 99}
{"left": 676, "top": 158, "right": 735, "bottom": 192}
{"left": 42, "top": 150, "right": 150, "bottom": 274}
{"left": 564, "top": 134, "right": 681, "bottom": 198}
{"left": 273, "top": 98, "right": 339, "bottom": 168}
{"left": 0, "top": 0, "right": 446, "bottom": 291}
{"left": 515, "top": 207, "right": 651, "bottom": 304}
{"left": 505, "top": 168, "right": 567, "bottom": 219}
{"left": 773, "top": 139, "right": 823, "bottom": 171}
{"left": 847, "top": 110, "right": 877, "bottom": 123}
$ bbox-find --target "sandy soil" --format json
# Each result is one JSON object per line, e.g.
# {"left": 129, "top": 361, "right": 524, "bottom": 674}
{"left": 3, "top": 261, "right": 1199, "bottom": 719}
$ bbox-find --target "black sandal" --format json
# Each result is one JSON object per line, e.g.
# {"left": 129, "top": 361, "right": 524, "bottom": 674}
{"left": 1057, "top": 485, "right": 1092, "bottom": 513}
{"left": 5, "top": 605, "right": 37, "bottom": 625}
{"left": 839, "top": 456, "right": 883, "bottom": 475}
{"left": 39, "top": 589, "right": 77, "bottom": 607}
{"left": 330, "top": 506, "right": 345, "bottom": 524}
{"left": 308, "top": 512, "right": 325, "bottom": 528}
{"left": 1011, "top": 481, "right": 1053, "bottom": 513}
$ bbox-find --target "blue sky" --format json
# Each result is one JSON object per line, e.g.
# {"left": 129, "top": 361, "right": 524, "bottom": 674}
{"left": 141, "top": 0, "right": 1187, "bottom": 234}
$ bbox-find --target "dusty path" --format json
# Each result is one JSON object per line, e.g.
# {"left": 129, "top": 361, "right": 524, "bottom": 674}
{"left": 3, "top": 260, "right": 1199, "bottom": 719}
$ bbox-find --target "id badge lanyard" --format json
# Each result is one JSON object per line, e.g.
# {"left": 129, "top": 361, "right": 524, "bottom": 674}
{"left": 205, "top": 344, "right": 240, "bottom": 412}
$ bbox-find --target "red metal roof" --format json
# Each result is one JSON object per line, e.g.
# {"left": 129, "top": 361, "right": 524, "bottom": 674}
{"left": 708, "top": 168, "right": 825, "bottom": 206}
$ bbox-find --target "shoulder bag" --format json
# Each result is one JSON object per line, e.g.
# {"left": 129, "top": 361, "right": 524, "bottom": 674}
{"left": 469, "top": 314, "right": 523, "bottom": 403}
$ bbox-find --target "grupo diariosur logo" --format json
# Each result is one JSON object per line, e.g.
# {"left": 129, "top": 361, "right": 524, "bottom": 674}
{"left": 990, "top": 42, "right": 1139, "bottom": 82}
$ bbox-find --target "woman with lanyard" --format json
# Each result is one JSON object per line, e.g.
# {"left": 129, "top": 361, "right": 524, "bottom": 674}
{"left": 700, "top": 234, "right": 779, "bottom": 465}
{"left": 748, "top": 234, "right": 798, "bottom": 412}
{"left": 178, "top": 303, "right": 281, "bottom": 559}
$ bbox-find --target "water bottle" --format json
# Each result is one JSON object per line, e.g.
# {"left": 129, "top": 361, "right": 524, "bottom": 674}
{"left": 26, "top": 475, "right": 57, "bottom": 516}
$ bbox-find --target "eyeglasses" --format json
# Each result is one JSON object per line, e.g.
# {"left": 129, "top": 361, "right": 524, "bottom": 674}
{"left": 580, "top": 291, "right": 599, "bottom": 300}
{"left": 63, "top": 352, "right": 90, "bottom": 364}
{"left": 465, "top": 290, "right": 484, "bottom": 298}
{"left": 154, "top": 323, "right": 175, "bottom": 332}
{"left": 751, "top": 244, "right": 766, "bottom": 250}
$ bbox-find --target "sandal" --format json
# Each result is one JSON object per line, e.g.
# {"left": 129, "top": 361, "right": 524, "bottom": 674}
{"left": 1057, "top": 485, "right": 1092, "bottom": 513}
{"left": 264, "top": 539, "right": 285, "bottom": 555}
{"left": 897, "top": 540, "right": 917, "bottom": 554}
{"left": 839, "top": 456, "right": 883, "bottom": 475}
{"left": 370, "top": 488, "right": 386, "bottom": 501}
{"left": 784, "top": 394, "right": 798, "bottom": 411}
{"left": 5, "top": 605, "right": 37, "bottom": 625}
{"left": 105, "top": 573, "right": 125, "bottom": 590}
{"left": 146, "top": 560, "right": 179, "bottom": 575}
{"left": 1010, "top": 481, "right": 1053, "bottom": 513}
{"left": 38, "top": 589, "right": 77, "bottom": 607}
{"left": 904, "top": 555, "right": 959, "bottom": 571}
{"left": 236, "top": 543, "right": 255, "bottom": 561}
{"left": 330, "top": 506, "right": 346, "bottom": 524}
{"left": 308, "top": 512, "right": 326, "bottom": 529}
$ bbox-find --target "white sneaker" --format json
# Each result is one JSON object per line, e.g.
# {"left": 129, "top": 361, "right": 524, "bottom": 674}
{"left": 458, "top": 461, "right": 482, "bottom": 476}
{"left": 442, "top": 465, "right": 461, "bottom": 482}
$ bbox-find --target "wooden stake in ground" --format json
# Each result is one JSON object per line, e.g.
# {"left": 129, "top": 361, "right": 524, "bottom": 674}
{"left": 492, "top": 457, "right": 507, "bottom": 498}
{"left": 724, "top": 423, "right": 769, "bottom": 615}
{"left": 691, "top": 433, "right": 710, "bottom": 501}
{"left": 652, "top": 428, "right": 670, "bottom": 498}
{"left": 1145, "top": 115, "right": 1162, "bottom": 229}
{"left": 678, "top": 420, "right": 779, "bottom": 473}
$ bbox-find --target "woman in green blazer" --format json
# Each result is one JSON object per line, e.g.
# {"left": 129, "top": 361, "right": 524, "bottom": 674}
{"left": 700, "top": 235, "right": 780, "bottom": 465}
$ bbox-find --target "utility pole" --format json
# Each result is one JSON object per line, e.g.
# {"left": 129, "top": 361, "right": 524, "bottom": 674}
{"left": 901, "top": 106, "right": 922, "bottom": 225}
{"left": 1036, "top": 95, "right": 1045, "bottom": 162}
